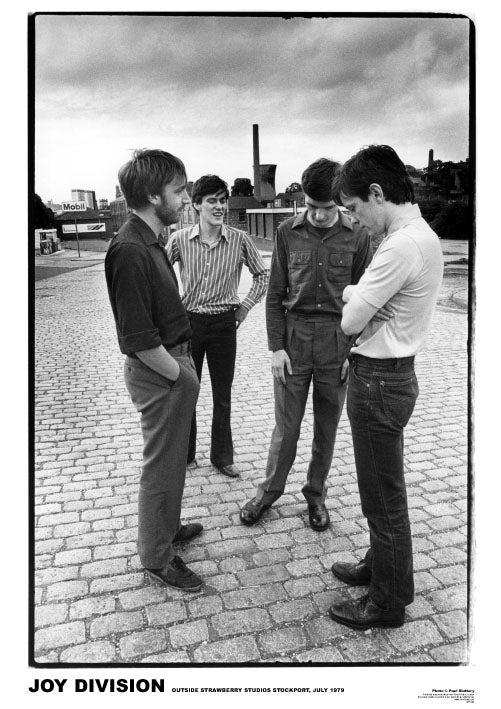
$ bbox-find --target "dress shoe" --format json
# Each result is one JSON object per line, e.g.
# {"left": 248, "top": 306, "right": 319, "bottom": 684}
{"left": 329, "top": 594, "right": 404, "bottom": 630}
{"left": 331, "top": 560, "right": 371, "bottom": 586}
{"left": 173, "top": 522, "right": 203, "bottom": 544}
{"left": 308, "top": 503, "right": 330, "bottom": 531}
{"left": 145, "top": 555, "right": 203, "bottom": 592}
{"left": 240, "top": 497, "right": 270, "bottom": 526}
{"left": 215, "top": 464, "right": 240, "bottom": 478}
{"left": 187, "top": 458, "right": 198, "bottom": 468}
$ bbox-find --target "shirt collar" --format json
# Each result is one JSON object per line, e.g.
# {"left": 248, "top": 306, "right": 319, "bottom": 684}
{"left": 292, "top": 208, "right": 354, "bottom": 233}
{"left": 292, "top": 210, "right": 308, "bottom": 229}
{"left": 128, "top": 213, "right": 161, "bottom": 246}
{"left": 188, "top": 222, "right": 229, "bottom": 242}
{"left": 386, "top": 203, "right": 422, "bottom": 236}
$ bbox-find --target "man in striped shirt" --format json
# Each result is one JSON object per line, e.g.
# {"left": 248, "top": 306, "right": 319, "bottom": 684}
{"left": 166, "top": 175, "right": 269, "bottom": 478}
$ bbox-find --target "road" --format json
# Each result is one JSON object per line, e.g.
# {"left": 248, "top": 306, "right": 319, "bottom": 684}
{"left": 33, "top": 241, "right": 470, "bottom": 664}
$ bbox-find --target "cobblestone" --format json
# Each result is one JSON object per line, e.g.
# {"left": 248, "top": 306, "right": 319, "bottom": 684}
{"left": 35, "top": 621, "right": 86, "bottom": 652}
{"left": 120, "top": 629, "right": 167, "bottom": 658}
{"left": 211, "top": 608, "right": 272, "bottom": 637}
{"left": 146, "top": 602, "right": 187, "bottom": 626}
{"left": 169, "top": 619, "right": 209, "bottom": 647}
{"left": 33, "top": 259, "right": 469, "bottom": 663}
{"left": 89, "top": 610, "right": 143, "bottom": 639}
{"left": 259, "top": 626, "right": 308, "bottom": 656}
{"left": 34, "top": 603, "right": 69, "bottom": 628}
{"left": 59, "top": 641, "right": 117, "bottom": 663}
{"left": 193, "top": 635, "right": 260, "bottom": 663}
{"left": 387, "top": 620, "right": 445, "bottom": 653}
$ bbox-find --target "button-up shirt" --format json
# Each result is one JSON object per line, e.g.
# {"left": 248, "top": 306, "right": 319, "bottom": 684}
{"left": 105, "top": 214, "right": 191, "bottom": 355}
{"left": 266, "top": 209, "right": 372, "bottom": 351}
{"left": 166, "top": 223, "right": 269, "bottom": 314}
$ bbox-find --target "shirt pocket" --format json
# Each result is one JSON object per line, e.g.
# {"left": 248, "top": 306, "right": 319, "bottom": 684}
{"left": 326, "top": 252, "right": 353, "bottom": 281}
{"left": 288, "top": 250, "right": 312, "bottom": 292}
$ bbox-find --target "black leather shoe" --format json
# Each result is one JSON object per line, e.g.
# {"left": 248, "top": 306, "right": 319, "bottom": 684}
{"left": 173, "top": 522, "right": 203, "bottom": 543}
{"left": 308, "top": 503, "right": 330, "bottom": 531}
{"left": 240, "top": 497, "right": 270, "bottom": 525}
{"left": 145, "top": 555, "right": 203, "bottom": 592}
{"left": 329, "top": 594, "right": 404, "bottom": 630}
{"left": 187, "top": 458, "right": 198, "bottom": 468}
{"left": 331, "top": 560, "right": 371, "bottom": 586}
{"left": 215, "top": 464, "right": 240, "bottom": 478}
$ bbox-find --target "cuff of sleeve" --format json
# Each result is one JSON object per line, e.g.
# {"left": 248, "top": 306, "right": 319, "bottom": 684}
{"left": 239, "top": 299, "right": 253, "bottom": 312}
{"left": 120, "top": 329, "right": 162, "bottom": 355}
{"left": 268, "top": 338, "right": 285, "bottom": 351}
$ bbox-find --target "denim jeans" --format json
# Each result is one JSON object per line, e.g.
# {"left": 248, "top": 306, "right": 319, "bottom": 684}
{"left": 347, "top": 354, "right": 419, "bottom": 613}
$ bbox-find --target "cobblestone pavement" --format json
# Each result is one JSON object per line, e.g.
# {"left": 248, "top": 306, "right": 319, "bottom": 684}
{"left": 33, "top": 254, "right": 469, "bottom": 664}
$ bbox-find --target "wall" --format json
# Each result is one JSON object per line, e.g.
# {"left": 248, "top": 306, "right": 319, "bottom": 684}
{"left": 58, "top": 216, "right": 113, "bottom": 240}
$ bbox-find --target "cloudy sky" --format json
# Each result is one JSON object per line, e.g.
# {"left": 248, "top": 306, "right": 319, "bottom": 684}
{"left": 34, "top": 13, "right": 470, "bottom": 204}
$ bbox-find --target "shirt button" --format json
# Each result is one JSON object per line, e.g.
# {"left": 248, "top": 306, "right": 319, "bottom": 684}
{"left": 317, "top": 303, "right": 322, "bottom": 308}
{"left": 319, "top": 262, "right": 323, "bottom": 266}
{"left": 318, "top": 284, "right": 322, "bottom": 288}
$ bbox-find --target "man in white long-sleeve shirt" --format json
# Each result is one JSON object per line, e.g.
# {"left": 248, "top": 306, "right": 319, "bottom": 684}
{"left": 327, "top": 145, "right": 443, "bottom": 631}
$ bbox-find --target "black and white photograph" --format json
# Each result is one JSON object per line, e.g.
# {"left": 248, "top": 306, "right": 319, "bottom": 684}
{"left": 12, "top": 1, "right": 494, "bottom": 703}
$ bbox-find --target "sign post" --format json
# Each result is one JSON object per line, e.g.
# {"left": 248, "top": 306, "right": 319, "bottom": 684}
{"left": 62, "top": 201, "right": 87, "bottom": 258}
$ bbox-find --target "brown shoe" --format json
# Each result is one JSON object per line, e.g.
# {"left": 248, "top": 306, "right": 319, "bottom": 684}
{"left": 331, "top": 560, "right": 371, "bottom": 586}
{"left": 308, "top": 503, "right": 330, "bottom": 531}
{"left": 329, "top": 594, "right": 404, "bottom": 630}
{"left": 173, "top": 523, "right": 203, "bottom": 544}
{"left": 145, "top": 555, "right": 203, "bottom": 592}
{"left": 215, "top": 464, "right": 240, "bottom": 478}
{"left": 240, "top": 497, "right": 270, "bottom": 525}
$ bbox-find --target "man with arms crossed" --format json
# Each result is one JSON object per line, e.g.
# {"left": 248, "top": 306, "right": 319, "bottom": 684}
{"left": 240, "top": 158, "right": 372, "bottom": 530}
{"left": 105, "top": 149, "right": 203, "bottom": 592}
{"left": 329, "top": 145, "right": 443, "bottom": 629}
{"left": 167, "top": 175, "right": 268, "bottom": 478}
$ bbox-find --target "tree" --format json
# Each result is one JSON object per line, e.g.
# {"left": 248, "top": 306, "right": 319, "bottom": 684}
{"left": 405, "top": 165, "right": 419, "bottom": 177}
{"left": 231, "top": 178, "right": 254, "bottom": 197}
{"left": 420, "top": 198, "right": 444, "bottom": 225}
{"left": 431, "top": 202, "right": 473, "bottom": 241}
{"left": 34, "top": 194, "right": 57, "bottom": 229}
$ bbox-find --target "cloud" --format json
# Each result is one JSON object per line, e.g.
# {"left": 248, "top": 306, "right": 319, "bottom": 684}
{"left": 34, "top": 13, "right": 470, "bottom": 199}
{"left": 36, "top": 15, "right": 469, "bottom": 94}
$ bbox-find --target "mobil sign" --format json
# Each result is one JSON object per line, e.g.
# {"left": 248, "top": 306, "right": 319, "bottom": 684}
{"left": 62, "top": 201, "right": 87, "bottom": 212}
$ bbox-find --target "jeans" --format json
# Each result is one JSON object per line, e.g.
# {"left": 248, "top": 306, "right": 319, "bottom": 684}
{"left": 347, "top": 354, "right": 419, "bottom": 613}
{"left": 124, "top": 345, "right": 199, "bottom": 569}
{"left": 188, "top": 310, "right": 237, "bottom": 467}
{"left": 256, "top": 313, "right": 348, "bottom": 506}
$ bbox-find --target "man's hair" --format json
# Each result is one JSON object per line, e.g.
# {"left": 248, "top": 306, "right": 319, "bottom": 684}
{"left": 192, "top": 175, "right": 229, "bottom": 210}
{"left": 301, "top": 158, "right": 341, "bottom": 202}
{"left": 118, "top": 149, "right": 186, "bottom": 210}
{"left": 334, "top": 145, "right": 414, "bottom": 205}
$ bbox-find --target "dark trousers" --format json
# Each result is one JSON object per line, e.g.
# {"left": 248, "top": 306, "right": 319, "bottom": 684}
{"left": 347, "top": 354, "right": 419, "bottom": 613}
{"left": 187, "top": 310, "right": 237, "bottom": 467}
{"left": 124, "top": 344, "right": 200, "bottom": 569}
{"left": 257, "top": 314, "right": 349, "bottom": 506}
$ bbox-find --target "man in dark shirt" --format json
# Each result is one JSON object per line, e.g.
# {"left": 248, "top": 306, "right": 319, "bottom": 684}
{"left": 240, "top": 158, "right": 373, "bottom": 531}
{"left": 105, "top": 149, "right": 203, "bottom": 592}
